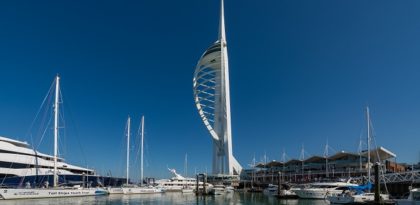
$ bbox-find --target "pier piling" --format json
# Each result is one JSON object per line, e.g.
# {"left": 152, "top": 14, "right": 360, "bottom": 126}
{"left": 374, "top": 163, "right": 380, "bottom": 203}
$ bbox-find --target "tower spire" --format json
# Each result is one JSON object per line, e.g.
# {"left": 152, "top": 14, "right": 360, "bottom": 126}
{"left": 219, "top": 0, "right": 226, "bottom": 42}
{"left": 193, "top": 0, "right": 242, "bottom": 175}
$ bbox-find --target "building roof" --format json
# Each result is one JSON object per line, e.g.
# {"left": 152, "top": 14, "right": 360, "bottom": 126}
{"left": 361, "top": 146, "right": 396, "bottom": 162}
{"left": 329, "top": 151, "right": 360, "bottom": 161}
{"left": 285, "top": 159, "right": 302, "bottom": 165}
{"left": 255, "top": 146, "right": 396, "bottom": 168}
{"left": 255, "top": 160, "right": 284, "bottom": 168}
{"left": 266, "top": 161, "right": 284, "bottom": 167}
{"left": 305, "top": 155, "right": 326, "bottom": 163}
{"left": 255, "top": 163, "right": 266, "bottom": 168}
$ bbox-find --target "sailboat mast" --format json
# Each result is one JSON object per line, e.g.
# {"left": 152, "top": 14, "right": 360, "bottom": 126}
{"left": 366, "top": 107, "right": 371, "bottom": 182}
{"left": 325, "top": 141, "right": 329, "bottom": 177}
{"left": 359, "top": 136, "right": 363, "bottom": 171}
{"left": 184, "top": 153, "right": 188, "bottom": 177}
{"left": 281, "top": 150, "right": 286, "bottom": 182}
{"left": 301, "top": 144, "right": 305, "bottom": 179}
{"left": 126, "top": 116, "right": 131, "bottom": 185}
{"left": 140, "top": 115, "right": 144, "bottom": 186}
{"left": 53, "top": 75, "right": 60, "bottom": 187}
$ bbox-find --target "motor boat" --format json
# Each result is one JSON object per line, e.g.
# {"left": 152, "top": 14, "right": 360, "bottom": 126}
{"left": 294, "top": 181, "right": 358, "bottom": 199}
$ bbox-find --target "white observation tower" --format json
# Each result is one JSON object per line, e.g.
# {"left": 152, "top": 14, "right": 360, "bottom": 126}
{"left": 193, "top": 0, "right": 242, "bottom": 175}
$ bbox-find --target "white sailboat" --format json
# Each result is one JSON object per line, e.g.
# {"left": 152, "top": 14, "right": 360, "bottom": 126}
{"left": 327, "top": 107, "right": 390, "bottom": 204}
{"left": 181, "top": 154, "right": 194, "bottom": 193}
{"left": 106, "top": 117, "right": 132, "bottom": 194}
{"left": 0, "top": 75, "right": 108, "bottom": 200}
{"left": 120, "top": 116, "right": 162, "bottom": 194}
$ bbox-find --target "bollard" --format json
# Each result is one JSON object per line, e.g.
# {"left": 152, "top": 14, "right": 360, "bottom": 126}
{"left": 374, "top": 163, "right": 380, "bottom": 203}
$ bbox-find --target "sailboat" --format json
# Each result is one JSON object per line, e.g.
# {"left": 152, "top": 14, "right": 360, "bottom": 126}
{"left": 106, "top": 117, "right": 132, "bottom": 194}
{"left": 0, "top": 75, "right": 108, "bottom": 200}
{"left": 120, "top": 116, "right": 162, "bottom": 194}
{"left": 181, "top": 154, "right": 194, "bottom": 193}
{"left": 327, "top": 107, "right": 390, "bottom": 204}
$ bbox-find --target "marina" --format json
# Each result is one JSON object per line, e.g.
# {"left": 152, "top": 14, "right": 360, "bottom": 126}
{"left": 0, "top": 192, "right": 341, "bottom": 205}
{"left": 1, "top": 0, "right": 420, "bottom": 204}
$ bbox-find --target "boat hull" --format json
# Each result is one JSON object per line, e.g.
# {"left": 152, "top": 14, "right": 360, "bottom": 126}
{"left": 181, "top": 188, "right": 194, "bottom": 193}
{"left": 327, "top": 195, "right": 356, "bottom": 204}
{"left": 122, "top": 187, "right": 163, "bottom": 194}
{"left": 211, "top": 188, "right": 225, "bottom": 195}
{"left": 161, "top": 187, "right": 183, "bottom": 192}
{"left": 328, "top": 193, "right": 390, "bottom": 204}
{"left": 277, "top": 190, "right": 299, "bottom": 199}
{"left": 0, "top": 188, "right": 107, "bottom": 200}
{"left": 295, "top": 189, "right": 342, "bottom": 199}
{"left": 0, "top": 174, "right": 126, "bottom": 188}
{"left": 106, "top": 187, "right": 124, "bottom": 194}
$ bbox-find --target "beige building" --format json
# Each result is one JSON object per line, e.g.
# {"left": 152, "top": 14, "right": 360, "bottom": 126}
{"left": 241, "top": 147, "right": 405, "bottom": 185}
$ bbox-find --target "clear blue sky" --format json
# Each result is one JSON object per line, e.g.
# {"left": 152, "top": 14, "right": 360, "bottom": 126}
{"left": 1, "top": 0, "right": 420, "bottom": 180}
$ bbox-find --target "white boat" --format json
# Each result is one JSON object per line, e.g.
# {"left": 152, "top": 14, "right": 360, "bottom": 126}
{"left": 263, "top": 183, "right": 299, "bottom": 198}
{"left": 396, "top": 188, "right": 420, "bottom": 205}
{"left": 106, "top": 187, "right": 124, "bottom": 194}
{"left": 0, "top": 77, "right": 97, "bottom": 186}
{"left": 0, "top": 186, "right": 108, "bottom": 200}
{"left": 180, "top": 154, "right": 195, "bottom": 194}
{"left": 263, "top": 184, "right": 278, "bottom": 195}
{"left": 181, "top": 187, "right": 194, "bottom": 194}
{"left": 327, "top": 107, "right": 391, "bottom": 204}
{"left": 327, "top": 190, "right": 389, "bottom": 204}
{"left": 109, "top": 116, "right": 163, "bottom": 194}
{"left": 0, "top": 136, "right": 95, "bottom": 182}
{"left": 211, "top": 185, "right": 226, "bottom": 195}
{"left": 0, "top": 76, "right": 108, "bottom": 200}
{"left": 156, "top": 169, "right": 203, "bottom": 192}
{"left": 326, "top": 179, "right": 390, "bottom": 204}
{"left": 122, "top": 185, "right": 163, "bottom": 194}
{"left": 294, "top": 181, "right": 359, "bottom": 199}
{"left": 107, "top": 184, "right": 162, "bottom": 195}
{"left": 279, "top": 189, "right": 299, "bottom": 198}
{"left": 225, "top": 186, "right": 234, "bottom": 193}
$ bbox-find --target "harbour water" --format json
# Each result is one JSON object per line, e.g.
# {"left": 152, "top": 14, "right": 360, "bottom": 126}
{"left": 0, "top": 193, "right": 329, "bottom": 205}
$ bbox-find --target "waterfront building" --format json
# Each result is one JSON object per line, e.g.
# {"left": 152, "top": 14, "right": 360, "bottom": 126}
{"left": 241, "top": 146, "right": 405, "bottom": 185}
{"left": 193, "top": 0, "right": 242, "bottom": 175}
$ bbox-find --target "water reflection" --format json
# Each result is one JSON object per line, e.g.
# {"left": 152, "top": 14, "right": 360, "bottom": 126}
{"left": 0, "top": 192, "right": 330, "bottom": 205}
{"left": 278, "top": 199, "right": 329, "bottom": 205}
